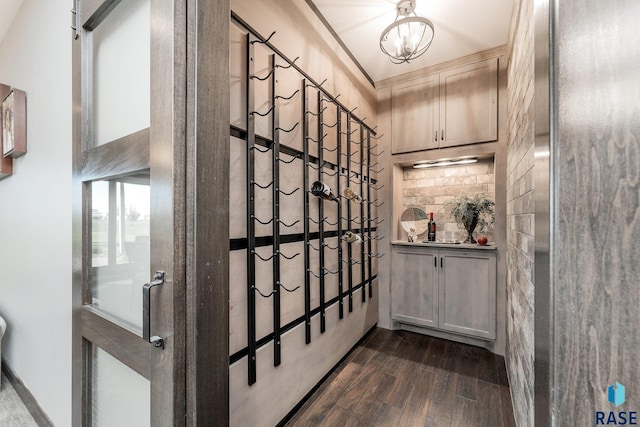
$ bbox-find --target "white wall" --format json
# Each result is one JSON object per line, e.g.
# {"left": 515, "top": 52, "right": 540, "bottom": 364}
{"left": 0, "top": 0, "right": 24, "bottom": 42}
{"left": 228, "top": 1, "right": 379, "bottom": 424}
{"left": 0, "top": 1, "right": 72, "bottom": 426}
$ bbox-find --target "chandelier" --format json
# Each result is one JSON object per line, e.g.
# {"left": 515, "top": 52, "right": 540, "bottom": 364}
{"left": 379, "top": 0, "right": 435, "bottom": 64}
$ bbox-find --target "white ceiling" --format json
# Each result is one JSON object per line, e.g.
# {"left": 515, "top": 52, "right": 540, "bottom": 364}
{"left": 0, "top": 0, "right": 512, "bottom": 83}
{"left": 0, "top": 0, "right": 23, "bottom": 43}
{"left": 310, "top": 0, "right": 514, "bottom": 83}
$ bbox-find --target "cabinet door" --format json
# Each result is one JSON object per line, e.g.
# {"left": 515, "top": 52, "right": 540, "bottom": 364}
{"left": 391, "top": 75, "right": 439, "bottom": 154}
{"left": 439, "top": 58, "right": 498, "bottom": 148}
{"left": 391, "top": 249, "right": 439, "bottom": 328}
{"left": 438, "top": 251, "right": 496, "bottom": 339}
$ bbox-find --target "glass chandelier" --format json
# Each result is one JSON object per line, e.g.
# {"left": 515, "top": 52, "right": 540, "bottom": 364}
{"left": 379, "top": 0, "right": 435, "bottom": 64}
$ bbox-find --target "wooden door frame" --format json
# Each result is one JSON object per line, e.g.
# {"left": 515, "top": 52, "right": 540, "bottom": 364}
{"left": 184, "top": 0, "right": 230, "bottom": 423}
{"left": 72, "top": 0, "right": 230, "bottom": 425}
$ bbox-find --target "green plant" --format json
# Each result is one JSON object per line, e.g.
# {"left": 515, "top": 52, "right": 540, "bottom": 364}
{"left": 445, "top": 193, "right": 495, "bottom": 243}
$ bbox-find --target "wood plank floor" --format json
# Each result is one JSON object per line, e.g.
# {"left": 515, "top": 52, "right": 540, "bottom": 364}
{"left": 283, "top": 328, "right": 516, "bottom": 427}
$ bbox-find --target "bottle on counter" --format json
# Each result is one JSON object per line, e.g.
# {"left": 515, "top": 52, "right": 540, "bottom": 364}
{"left": 343, "top": 187, "right": 363, "bottom": 204}
{"left": 342, "top": 231, "right": 363, "bottom": 243}
{"left": 310, "top": 181, "right": 338, "bottom": 202}
{"left": 427, "top": 212, "right": 436, "bottom": 242}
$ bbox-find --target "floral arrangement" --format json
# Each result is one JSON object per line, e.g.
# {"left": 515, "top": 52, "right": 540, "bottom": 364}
{"left": 445, "top": 193, "right": 495, "bottom": 243}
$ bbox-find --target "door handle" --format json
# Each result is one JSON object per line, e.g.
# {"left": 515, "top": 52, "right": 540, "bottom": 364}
{"left": 143, "top": 271, "right": 165, "bottom": 349}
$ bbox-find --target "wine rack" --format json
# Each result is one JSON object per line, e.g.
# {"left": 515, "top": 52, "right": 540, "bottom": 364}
{"left": 231, "top": 17, "right": 386, "bottom": 385}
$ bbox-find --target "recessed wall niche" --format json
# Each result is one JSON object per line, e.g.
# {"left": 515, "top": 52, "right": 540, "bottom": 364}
{"left": 400, "top": 158, "right": 495, "bottom": 242}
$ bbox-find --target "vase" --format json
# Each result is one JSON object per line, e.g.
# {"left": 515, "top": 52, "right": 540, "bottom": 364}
{"left": 461, "top": 213, "right": 479, "bottom": 244}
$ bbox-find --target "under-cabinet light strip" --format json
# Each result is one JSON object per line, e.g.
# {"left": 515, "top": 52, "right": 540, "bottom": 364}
{"left": 413, "top": 158, "right": 478, "bottom": 169}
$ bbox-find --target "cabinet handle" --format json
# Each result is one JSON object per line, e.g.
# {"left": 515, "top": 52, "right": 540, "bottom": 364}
{"left": 440, "top": 257, "right": 443, "bottom": 268}
{"left": 434, "top": 257, "right": 437, "bottom": 268}
{"left": 441, "top": 130, "right": 444, "bottom": 141}
{"left": 434, "top": 131, "right": 437, "bottom": 142}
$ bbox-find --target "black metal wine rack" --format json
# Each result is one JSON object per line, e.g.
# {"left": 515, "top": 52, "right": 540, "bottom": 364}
{"left": 232, "top": 15, "right": 386, "bottom": 386}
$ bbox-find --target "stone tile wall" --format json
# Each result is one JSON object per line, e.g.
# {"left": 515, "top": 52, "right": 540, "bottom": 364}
{"left": 402, "top": 161, "right": 495, "bottom": 242}
{"left": 506, "top": 0, "right": 535, "bottom": 425}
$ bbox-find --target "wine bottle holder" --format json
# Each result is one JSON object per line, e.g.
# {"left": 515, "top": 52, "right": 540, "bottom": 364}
{"left": 234, "top": 21, "right": 386, "bottom": 386}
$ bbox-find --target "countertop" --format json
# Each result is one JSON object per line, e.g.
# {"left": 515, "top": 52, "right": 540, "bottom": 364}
{"left": 391, "top": 240, "right": 497, "bottom": 250}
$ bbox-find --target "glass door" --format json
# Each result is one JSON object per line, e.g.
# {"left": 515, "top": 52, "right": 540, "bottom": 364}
{"left": 72, "top": 1, "right": 186, "bottom": 425}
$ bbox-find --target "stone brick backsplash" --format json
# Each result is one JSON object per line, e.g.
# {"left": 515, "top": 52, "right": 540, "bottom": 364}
{"left": 506, "top": 0, "right": 535, "bottom": 425}
{"left": 402, "top": 161, "right": 495, "bottom": 242}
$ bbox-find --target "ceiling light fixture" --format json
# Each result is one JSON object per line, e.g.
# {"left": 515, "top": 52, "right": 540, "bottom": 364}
{"left": 413, "top": 158, "right": 478, "bottom": 169}
{"left": 380, "top": 0, "right": 435, "bottom": 64}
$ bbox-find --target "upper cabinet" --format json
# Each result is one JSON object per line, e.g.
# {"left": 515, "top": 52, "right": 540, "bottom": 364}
{"left": 392, "top": 75, "right": 440, "bottom": 153}
{"left": 439, "top": 58, "right": 498, "bottom": 148}
{"left": 391, "top": 57, "right": 499, "bottom": 154}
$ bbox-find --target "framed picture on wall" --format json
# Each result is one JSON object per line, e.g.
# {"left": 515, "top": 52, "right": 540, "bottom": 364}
{"left": 2, "top": 87, "right": 26, "bottom": 159}
{"left": 0, "top": 83, "right": 12, "bottom": 179}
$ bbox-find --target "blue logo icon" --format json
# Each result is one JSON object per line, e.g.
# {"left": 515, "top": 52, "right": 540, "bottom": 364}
{"left": 608, "top": 382, "right": 626, "bottom": 407}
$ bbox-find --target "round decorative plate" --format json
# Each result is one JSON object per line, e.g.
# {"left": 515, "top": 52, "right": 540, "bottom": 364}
{"left": 400, "top": 207, "right": 429, "bottom": 236}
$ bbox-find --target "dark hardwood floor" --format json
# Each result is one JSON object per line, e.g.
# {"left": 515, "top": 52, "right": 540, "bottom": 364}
{"left": 284, "top": 327, "right": 516, "bottom": 427}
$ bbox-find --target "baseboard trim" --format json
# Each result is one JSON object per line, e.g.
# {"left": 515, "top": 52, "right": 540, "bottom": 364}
{"left": 395, "top": 322, "right": 501, "bottom": 355}
{"left": 1, "top": 360, "right": 54, "bottom": 427}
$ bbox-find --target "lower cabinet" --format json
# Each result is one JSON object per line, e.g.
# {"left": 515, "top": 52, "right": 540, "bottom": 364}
{"left": 391, "top": 245, "right": 497, "bottom": 340}
{"left": 391, "top": 248, "right": 438, "bottom": 328}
